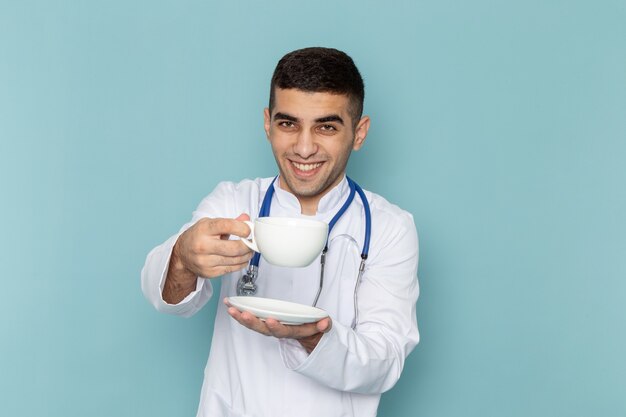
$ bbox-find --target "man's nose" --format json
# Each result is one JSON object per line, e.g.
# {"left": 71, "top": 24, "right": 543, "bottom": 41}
{"left": 293, "top": 130, "right": 318, "bottom": 158}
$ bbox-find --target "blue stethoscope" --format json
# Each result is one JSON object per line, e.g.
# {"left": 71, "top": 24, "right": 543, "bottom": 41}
{"left": 236, "top": 176, "right": 372, "bottom": 328}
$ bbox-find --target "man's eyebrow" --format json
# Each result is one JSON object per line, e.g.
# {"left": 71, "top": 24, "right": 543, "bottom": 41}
{"left": 273, "top": 112, "right": 299, "bottom": 122}
{"left": 315, "top": 115, "right": 344, "bottom": 125}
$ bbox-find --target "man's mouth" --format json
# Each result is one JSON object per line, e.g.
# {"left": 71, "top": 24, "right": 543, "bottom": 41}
{"left": 291, "top": 161, "right": 323, "bottom": 173}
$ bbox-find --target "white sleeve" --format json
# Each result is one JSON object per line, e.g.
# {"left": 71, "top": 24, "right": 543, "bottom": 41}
{"left": 278, "top": 212, "right": 420, "bottom": 394}
{"left": 140, "top": 181, "right": 241, "bottom": 317}
{"left": 140, "top": 231, "right": 212, "bottom": 317}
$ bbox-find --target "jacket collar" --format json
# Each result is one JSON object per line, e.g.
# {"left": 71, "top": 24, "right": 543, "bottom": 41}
{"left": 273, "top": 175, "right": 350, "bottom": 217}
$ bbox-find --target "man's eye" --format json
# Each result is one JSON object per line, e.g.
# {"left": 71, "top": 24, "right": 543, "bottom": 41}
{"left": 319, "top": 124, "right": 336, "bottom": 131}
{"left": 278, "top": 121, "right": 295, "bottom": 128}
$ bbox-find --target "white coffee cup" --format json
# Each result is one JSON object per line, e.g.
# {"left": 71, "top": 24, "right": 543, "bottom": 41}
{"left": 241, "top": 217, "right": 328, "bottom": 267}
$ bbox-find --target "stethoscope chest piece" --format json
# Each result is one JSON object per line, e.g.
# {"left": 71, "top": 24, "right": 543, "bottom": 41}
{"left": 237, "top": 265, "right": 258, "bottom": 296}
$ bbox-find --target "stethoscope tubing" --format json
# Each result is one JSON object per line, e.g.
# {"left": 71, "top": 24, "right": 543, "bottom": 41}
{"left": 239, "top": 175, "right": 372, "bottom": 329}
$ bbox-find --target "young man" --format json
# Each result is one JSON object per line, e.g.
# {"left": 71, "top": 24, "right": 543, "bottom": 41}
{"left": 142, "top": 47, "right": 419, "bottom": 417}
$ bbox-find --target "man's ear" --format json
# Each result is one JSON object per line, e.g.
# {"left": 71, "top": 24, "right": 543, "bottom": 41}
{"left": 352, "top": 116, "right": 370, "bottom": 151}
{"left": 263, "top": 108, "right": 271, "bottom": 139}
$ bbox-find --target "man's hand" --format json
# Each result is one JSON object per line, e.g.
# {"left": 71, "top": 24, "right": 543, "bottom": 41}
{"left": 224, "top": 298, "right": 332, "bottom": 354}
{"left": 163, "top": 214, "right": 253, "bottom": 304}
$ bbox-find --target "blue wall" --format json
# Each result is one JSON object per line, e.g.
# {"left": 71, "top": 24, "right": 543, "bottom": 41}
{"left": 1, "top": 1, "right": 625, "bottom": 416}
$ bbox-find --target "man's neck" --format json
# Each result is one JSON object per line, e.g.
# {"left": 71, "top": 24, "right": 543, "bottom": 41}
{"left": 299, "top": 198, "right": 319, "bottom": 216}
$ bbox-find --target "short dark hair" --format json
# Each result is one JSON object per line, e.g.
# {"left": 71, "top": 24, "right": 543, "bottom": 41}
{"left": 269, "top": 47, "right": 365, "bottom": 125}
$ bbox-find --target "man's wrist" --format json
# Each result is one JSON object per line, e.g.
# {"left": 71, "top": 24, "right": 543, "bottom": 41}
{"left": 298, "top": 332, "right": 323, "bottom": 354}
{"left": 169, "top": 237, "right": 189, "bottom": 271}
{"left": 163, "top": 241, "right": 197, "bottom": 304}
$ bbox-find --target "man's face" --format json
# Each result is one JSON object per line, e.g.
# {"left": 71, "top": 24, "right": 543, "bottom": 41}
{"left": 264, "top": 88, "right": 370, "bottom": 213}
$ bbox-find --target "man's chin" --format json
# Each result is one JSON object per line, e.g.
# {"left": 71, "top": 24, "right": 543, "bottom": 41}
{"left": 285, "top": 178, "right": 325, "bottom": 198}
{"left": 291, "top": 185, "right": 323, "bottom": 198}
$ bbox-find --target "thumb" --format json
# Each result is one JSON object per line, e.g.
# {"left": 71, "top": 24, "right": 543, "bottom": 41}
{"left": 219, "top": 213, "right": 252, "bottom": 240}
{"left": 235, "top": 213, "right": 250, "bottom": 221}
{"left": 317, "top": 317, "right": 332, "bottom": 333}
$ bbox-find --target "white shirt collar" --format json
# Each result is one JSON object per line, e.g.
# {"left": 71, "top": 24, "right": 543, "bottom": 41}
{"left": 273, "top": 175, "right": 350, "bottom": 216}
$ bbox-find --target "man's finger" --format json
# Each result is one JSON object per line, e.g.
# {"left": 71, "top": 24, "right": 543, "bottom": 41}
{"left": 225, "top": 302, "right": 279, "bottom": 336}
{"left": 234, "top": 213, "right": 250, "bottom": 222}
{"left": 206, "top": 218, "right": 251, "bottom": 239}
{"left": 203, "top": 262, "right": 249, "bottom": 278}
{"left": 265, "top": 319, "right": 320, "bottom": 339}
{"left": 220, "top": 214, "right": 252, "bottom": 240}
{"left": 208, "top": 239, "right": 254, "bottom": 257}
{"left": 317, "top": 317, "right": 332, "bottom": 333}
{"left": 200, "top": 253, "right": 252, "bottom": 268}
{"left": 227, "top": 307, "right": 271, "bottom": 336}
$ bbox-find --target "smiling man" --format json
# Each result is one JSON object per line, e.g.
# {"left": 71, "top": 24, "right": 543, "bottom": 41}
{"left": 265, "top": 88, "right": 369, "bottom": 215}
{"left": 141, "top": 47, "right": 419, "bottom": 417}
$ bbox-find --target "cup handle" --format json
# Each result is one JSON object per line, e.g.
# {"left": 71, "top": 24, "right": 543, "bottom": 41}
{"left": 240, "top": 220, "right": 259, "bottom": 253}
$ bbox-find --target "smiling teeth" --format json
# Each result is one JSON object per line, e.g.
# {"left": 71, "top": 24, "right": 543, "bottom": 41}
{"left": 293, "top": 162, "right": 322, "bottom": 171}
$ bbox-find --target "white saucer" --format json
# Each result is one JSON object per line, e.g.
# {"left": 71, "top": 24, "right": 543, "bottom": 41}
{"left": 227, "top": 296, "right": 328, "bottom": 325}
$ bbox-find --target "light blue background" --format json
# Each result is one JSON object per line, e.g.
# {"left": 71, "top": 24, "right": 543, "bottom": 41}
{"left": 1, "top": 1, "right": 625, "bottom": 416}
